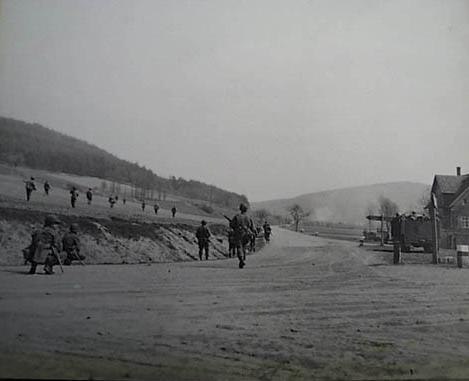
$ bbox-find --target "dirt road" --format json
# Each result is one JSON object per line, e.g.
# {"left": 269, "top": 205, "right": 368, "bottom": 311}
{"left": 2, "top": 228, "right": 469, "bottom": 380}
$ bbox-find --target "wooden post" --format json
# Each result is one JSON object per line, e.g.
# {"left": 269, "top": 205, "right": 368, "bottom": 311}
{"left": 380, "top": 214, "right": 384, "bottom": 247}
{"left": 393, "top": 241, "right": 401, "bottom": 264}
{"left": 430, "top": 193, "right": 439, "bottom": 264}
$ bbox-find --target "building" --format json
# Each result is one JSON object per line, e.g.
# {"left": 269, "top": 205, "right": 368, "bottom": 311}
{"left": 431, "top": 167, "right": 469, "bottom": 249}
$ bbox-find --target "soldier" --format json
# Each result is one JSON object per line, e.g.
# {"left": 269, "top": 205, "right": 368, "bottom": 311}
{"left": 62, "top": 223, "right": 85, "bottom": 265}
{"left": 230, "top": 203, "right": 254, "bottom": 268}
{"left": 153, "top": 203, "right": 159, "bottom": 215}
{"left": 263, "top": 221, "right": 272, "bottom": 242}
{"left": 123, "top": 198, "right": 126, "bottom": 205}
{"left": 43, "top": 181, "right": 51, "bottom": 196}
{"left": 108, "top": 196, "right": 116, "bottom": 208}
{"left": 196, "top": 220, "right": 211, "bottom": 260}
{"left": 141, "top": 200, "right": 146, "bottom": 211}
{"left": 171, "top": 206, "right": 177, "bottom": 218}
{"left": 27, "top": 215, "right": 63, "bottom": 275}
{"left": 227, "top": 227, "right": 236, "bottom": 258}
{"left": 70, "top": 187, "right": 79, "bottom": 208}
{"left": 25, "top": 177, "right": 36, "bottom": 201}
{"left": 86, "top": 188, "right": 93, "bottom": 205}
{"left": 249, "top": 226, "right": 257, "bottom": 252}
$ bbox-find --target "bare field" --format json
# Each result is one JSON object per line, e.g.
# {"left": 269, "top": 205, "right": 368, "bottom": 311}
{"left": 1, "top": 228, "right": 469, "bottom": 380}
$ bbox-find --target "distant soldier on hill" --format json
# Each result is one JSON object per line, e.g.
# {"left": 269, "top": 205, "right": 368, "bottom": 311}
{"left": 123, "top": 198, "right": 126, "bottom": 205}
{"left": 196, "top": 220, "right": 211, "bottom": 260}
{"left": 70, "top": 187, "right": 79, "bottom": 208}
{"left": 43, "top": 181, "right": 51, "bottom": 196}
{"left": 24, "top": 177, "right": 36, "bottom": 201}
{"left": 62, "top": 223, "right": 85, "bottom": 265}
{"left": 230, "top": 203, "right": 254, "bottom": 268}
{"left": 26, "top": 215, "right": 63, "bottom": 275}
{"left": 171, "top": 206, "right": 177, "bottom": 218}
{"left": 86, "top": 188, "right": 93, "bottom": 205}
{"left": 141, "top": 200, "right": 146, "bottom": 211}
{"left": 154, "top": 203, "right": 159, "bottom": 215}
{"left": 108, "top": 196, "right": 116, "bottom": 208}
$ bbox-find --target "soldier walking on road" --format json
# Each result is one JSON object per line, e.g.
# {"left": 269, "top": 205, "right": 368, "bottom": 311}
{"left": 62, "top": 223, "right": 85, "bottom": 265}
{"left": 230, "top": 203, "right": 254, "bottom": 268}
{"left": 171, "top": 206, "right": 177, "bottom": 218}
{"left": 25, "top": 177, "right": 36, "bottom": 201}
{"left": 70, "top": 187, "right": 79, "bottom": 208}
{"left": 86, "top": 188, "right": 93, "bottom": 205}
{"left": 196, "top": 220, "right": 211, "bottom": 260}
{"left": 154, "top": 203, "right": 159, "bottom": 215}
{"left": 26, "top": 215, "right": 63, "bottom": 275}
{"left": 263, "top": 221, "right": 272, "bottom": 243}
{"left": 43, "top": 181, "right": 51, "bottom": 196}
{"left": 227, "top": 227, "right": 236, "bottom": 258}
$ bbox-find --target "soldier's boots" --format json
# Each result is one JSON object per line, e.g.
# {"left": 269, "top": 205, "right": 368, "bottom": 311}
{"left": 28, "top": 263, "right": 37, "bottom": 274}
{"left": 44, "top": 265, "right": 54, "bottom": 275}
{"left": 239, "top": 260, "right": 245, "bottom": 269}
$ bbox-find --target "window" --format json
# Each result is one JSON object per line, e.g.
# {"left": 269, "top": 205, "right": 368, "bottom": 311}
{"left": 461, "top": 216, "right": 469, "bottom": 229}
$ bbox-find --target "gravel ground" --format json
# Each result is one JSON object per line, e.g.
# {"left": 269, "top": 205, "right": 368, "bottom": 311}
{"left": 1, "top": 228, "right": 469, "bottom": 380}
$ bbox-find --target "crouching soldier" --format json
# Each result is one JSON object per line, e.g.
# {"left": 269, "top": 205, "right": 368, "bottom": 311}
{"left": 196, "top": 220, "right": 211, "bottom": 260}
{"left": 62, "top": 223, "right": 85, "bottom": 265}
{"left": 27, "top": 215, "right": 64, "bottom": 275}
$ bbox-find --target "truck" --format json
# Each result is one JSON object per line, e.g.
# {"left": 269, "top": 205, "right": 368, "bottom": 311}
{"left": 391, "top": 214, "right": 433, "bottom": 253}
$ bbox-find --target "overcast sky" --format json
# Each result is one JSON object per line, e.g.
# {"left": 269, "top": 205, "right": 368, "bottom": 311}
{"left": 1, "top": 0, "right": 468, "bottom": 201}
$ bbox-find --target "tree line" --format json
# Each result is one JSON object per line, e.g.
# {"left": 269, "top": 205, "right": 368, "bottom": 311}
{"left": 0, "top": 117, "right": 248, "bottom": 209}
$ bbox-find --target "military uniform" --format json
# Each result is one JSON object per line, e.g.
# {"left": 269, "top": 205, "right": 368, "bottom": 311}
{"left": 70, "top": 188, "right": 78, "bottom": 208}
{"left": 62, "top": 224, "right": 84, "bottom": 265}
{"left": 171, "top": 206, "right": 177, "bottom": 218}
{"left": 27, "top": 216, "right": 63, "bottom": 274}
{"left": 230, "top": 204, "right": 253, "bottom": 268}
{"left": 86, "top": 189, "right": 93, "bottom": 205}
{"left": 44, "top": 181, "right": 51, "bottom": 195}
{"left": 25, "top": 178, "right": 36, "bottom": 201}
{"left": 196, "top": 221, "right": 211, "bottom": 260}
{"left": 227, "top": 228, "right": 236, "bottom": 257}
{"left": 263, "top": 222, "right": 272, "bottom": 242}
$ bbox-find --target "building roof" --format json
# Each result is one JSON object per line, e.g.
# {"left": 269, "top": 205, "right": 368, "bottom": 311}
{"left": 433, "top": 174, "right": 469, "bottom": 194}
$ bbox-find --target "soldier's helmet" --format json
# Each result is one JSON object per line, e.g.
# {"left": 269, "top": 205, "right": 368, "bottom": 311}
{"left": 201, "top": 220, "right": 207, "bottom": 225}
{"left": 44, "top": 215, "right": 60, "bottom": 227}
{"left": 239, "top": 203, "right": 248, "bottom": 212}
{"left": 30, "top": 177, "right": 35, "bottom": 180}
{"left": 69, "top": 223, "right": 79, "bottom": 233}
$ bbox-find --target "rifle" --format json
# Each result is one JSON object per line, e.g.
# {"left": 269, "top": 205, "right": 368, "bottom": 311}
{"left": 53, "top": 248, "right": 64, "bottom": 273}
{"left": 223, "top": 215, "right": 232, "bottom": 223}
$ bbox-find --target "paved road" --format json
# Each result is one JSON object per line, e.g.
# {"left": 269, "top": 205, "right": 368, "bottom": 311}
{"left": 2, "top": 228, "right": 469, "bottom": 380}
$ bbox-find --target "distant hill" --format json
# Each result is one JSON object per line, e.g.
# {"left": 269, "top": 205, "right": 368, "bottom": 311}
{"left": 252, "top": 182, "right": 430, "bottom": 225}
{"left": 0, "top": 116, "right": 248, "bottom": 209}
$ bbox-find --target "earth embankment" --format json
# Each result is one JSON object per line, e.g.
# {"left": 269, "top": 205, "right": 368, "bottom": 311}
{"left": 0, "top": 206, "right": 230, "bottom": 265}
{"left": 2, "top": 228, "right": 469, "bottom": 380}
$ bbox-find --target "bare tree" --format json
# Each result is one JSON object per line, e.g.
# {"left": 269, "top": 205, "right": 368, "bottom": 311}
{"left": 378, "top": 196, "right": 399, "bottom": 234}
{"left": 378, "top": 196, "right": 399, "bottom": 218}
{"left": 287, "top": 204, "right": 311, "bottom": 232}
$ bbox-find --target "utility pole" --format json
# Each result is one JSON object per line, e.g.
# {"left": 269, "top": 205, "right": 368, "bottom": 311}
{"left": 430, "top": 193, "right": 439, "bottom": 264}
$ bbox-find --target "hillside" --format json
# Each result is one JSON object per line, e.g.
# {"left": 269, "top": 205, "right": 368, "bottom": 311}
{"left": 0, "top": 116, "right": 248, "bottom": 209}
{"left": 253, "top": 182, "right": 430, "bottom": 225}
